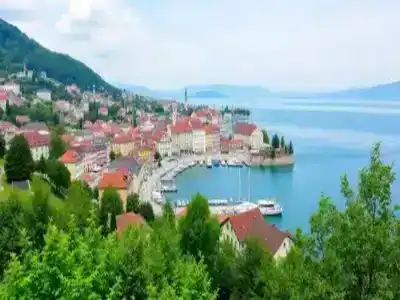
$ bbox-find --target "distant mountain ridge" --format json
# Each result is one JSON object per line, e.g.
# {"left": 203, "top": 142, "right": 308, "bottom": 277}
{"left": 119, "top": 81, "right": 400, "bottom": 101}
{"left": 0, "top": 18, "right": 118, "bottom": 93}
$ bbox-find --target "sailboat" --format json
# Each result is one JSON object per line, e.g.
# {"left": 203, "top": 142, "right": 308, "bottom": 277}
{"left": 233, "top": 167, "right": 257, "bottom": 213}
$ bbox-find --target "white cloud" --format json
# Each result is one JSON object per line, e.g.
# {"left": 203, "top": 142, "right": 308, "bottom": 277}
{"left": 1, "top": 0, "right": 400, "bottom": 91}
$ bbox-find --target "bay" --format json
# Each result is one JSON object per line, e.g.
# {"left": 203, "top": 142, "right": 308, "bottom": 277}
{"left": 169, "top": 98, "right": 400, "bottom": 232}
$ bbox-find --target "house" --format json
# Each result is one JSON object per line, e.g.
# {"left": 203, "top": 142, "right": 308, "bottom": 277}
{"left": 15, "top": 115, "right": 30, "bottom": 124}
{"left": 70, "top": 138, "right": 110, "bottom": 172}
{"left": 152, "top": 130, "right": 172, "bottom": 157}
{"left": 0, "top": 90, "right": 8, "bottom": 111}
{"left": 1, "top": 82, "right": 20, "bottom": 95}
{"left": 190, "top": 119, "right": 206, "bottom": 154}
{"left": 59, "top": 150, "right": 84, "bottom": 180}
{"left": 204, "top": 124, "right": 221, "bottom": 153}
{"left": 220, "top": 138, "right": 244, "bottom": 153}
{"left": 108, "top": 156, "right": 143, "bottom": 193}
{"left": 233, "top": 123, "right": 263, "bottom": 150}
{"left": 98, "top": 170, "right": 134, "bottom": 209}
{"left": 0, "top": 121, "right": 18, "bottom": 148}
{"left": 169, "top": 120, "right": 193, "bottom": 154}
{"left": 220, "top": 208, "right": 292, "bottom": 259}
{"left": 111, "top": 134, "right": 135, "bottom": 156}
{"left": 23, "top": 131, "right": 50, "bottom": 161}
{"left": 36, "top": 89, "right": 52, "bottom": 102}
{"left": 98, "top": 107, "right": 108, "bottom": 116}
{"left": 23, "top": 122, "right": 49, "bottom": 133}
{"left": 116, "top": 212, "right": 147, "bottom": 233}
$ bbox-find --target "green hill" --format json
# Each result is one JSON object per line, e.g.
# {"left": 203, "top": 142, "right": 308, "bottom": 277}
{"left": 0, "top": 18, "right": 118, "bottom": 94}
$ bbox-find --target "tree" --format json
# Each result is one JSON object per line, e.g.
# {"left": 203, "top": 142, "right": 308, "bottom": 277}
{"left": 45, "top": 159, "right": 71, "bottom": 194}
{"left": 0, "top": 191, "right": 24, "bottom": 277}
{"left": 109, "top": 150, "right": 116, "bottom": 161}
{"left": 99, "top": 187, "right": 123, "bottom": 233}
{"left": 5, "top": 100, "right": 10, "bottom": 116}
{"left": 126, "top": 193, "right": 140, "bottom": 213}
{"left": 280, "top": 136, "right": 285, "bottom": 149}
{"left": 139, "top": 202, "right": 155, "bottom": 223}
{"left": 0, "top": 134, "right": 5, "bottom": 158}
{"left": 4, "top": 134, "right": 34, "bottom": 182}
{"left": 65, "top": 181, "right": 93, "bottom": 231}
{"left": 162, "top": 201, "right": 175, "bottom": 227}
{"left": 93, "top": 186, "right": 99, "bottom": 200}
{"left": 49, "top": 131, "right": 66, "bottom": 159}
{"left": 25, "top": 178, "right": 52, "bottom": 249}
{"left": 179, "top": 193, "right": 221, "bottom": 267}
{"left": 271, "top": 134, "right": 280, "bottom": 149}
{"left": 35, "top": 155, "right": 47, "bottom": 173}
{"left": 288, "top": 140, "right": 294, "bottom": 155}
{"left": 261, "top": 129, "right": 269, "bottom": 144}
{"left": 270, "top": 148, "right": 276, "bottom": 159}
{"left": 285, "top": 143, "right": 400, "bottom": 299}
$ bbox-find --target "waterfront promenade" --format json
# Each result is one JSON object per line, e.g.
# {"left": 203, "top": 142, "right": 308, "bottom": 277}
{"left": 139, "top": 152, "right": 252, "bottom": 215}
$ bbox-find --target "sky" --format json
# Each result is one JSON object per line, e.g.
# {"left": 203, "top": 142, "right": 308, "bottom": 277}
{"left": 0, "top": 0, "right": 400, "bottom": 91}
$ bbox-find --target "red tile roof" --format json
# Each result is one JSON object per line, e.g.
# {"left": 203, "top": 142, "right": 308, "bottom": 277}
{"left": 234, "top": 122, "right": 257, "bottom": 136}
{"left": 225, "top": 208, "right": 291, "bottom": 255}
{"left": 117, "top": 212, "right": 146, "bottom": 233}
{"left": 98, "top": 171, "right": 131, "bottom": 189}
{"left": 23, "top": 131, "right": 50, "bottom": 148}
{"left": 170, "top": 120, "right": 192, "bottom": 134}
{"left": 112, "top": 134, "right": 134, "bottom": 144}
{"left": 190, "top": 119, "right": 204, "bottom": 130}
{"left": 59, "top": 150, "right": 81, "bottom": 164}
{"left": 0, "top": 91, "right": 8, "bottom": 102}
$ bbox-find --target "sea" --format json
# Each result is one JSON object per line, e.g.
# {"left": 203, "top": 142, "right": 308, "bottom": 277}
{"left": 168, "top": 98, "right": 400, "bottom": 232}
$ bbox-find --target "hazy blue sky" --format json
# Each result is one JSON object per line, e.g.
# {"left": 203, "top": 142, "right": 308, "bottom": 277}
{"left": 1, "top": 0, "right": 399, "bottom": 91}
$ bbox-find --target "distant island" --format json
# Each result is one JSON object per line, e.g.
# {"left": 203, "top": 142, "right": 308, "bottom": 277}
{"left": 191, "top": 90, "right": 228, "bottom": 98}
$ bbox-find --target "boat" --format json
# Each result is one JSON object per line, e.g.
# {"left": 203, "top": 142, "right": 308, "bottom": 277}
{"left": 257, "top": 199, "right": 283, "bottom": 216}
{"left": 206, "top": 158, "right": 212, "bottom": 168}
{"left": 220, "top": 160, "right": 226, "bottom": 167}
{"left": 199, "top": 160, "right": 204, "bottom": 166}
{"left": 175, "top": 199, "right": 189, "bottom": 207}
{"left": 161, "top": 185, "right": 178, "bottom": 193}
{"left": 233, "top": 201, "right": 258, "bottom": 214}
{"left": 227, "top": 159, "right": 243, "bottom": 167}
{"left": 209, "top": 198, "right": 229, "bottom": 206}
{"left": 212, "top": 159, "right": 220, "bottom": 167}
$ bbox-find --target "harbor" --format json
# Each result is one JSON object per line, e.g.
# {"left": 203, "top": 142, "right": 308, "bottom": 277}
{"left": 150, "top": 155, "right": 285, "bottom": 218}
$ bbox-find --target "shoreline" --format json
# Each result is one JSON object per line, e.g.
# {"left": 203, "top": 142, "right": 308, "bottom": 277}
{"left": 140, "top": 153, "right": 295, "bottom": 215}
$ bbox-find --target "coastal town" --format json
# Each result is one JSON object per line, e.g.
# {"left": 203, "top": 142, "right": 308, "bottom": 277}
{"left": 0, "top": 75, "right": 295, "bottom": 259}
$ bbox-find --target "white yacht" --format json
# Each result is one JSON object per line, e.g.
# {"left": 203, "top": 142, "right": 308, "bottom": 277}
{"left": 233, "top": 201, "right": 258, "bottom": 214}
{"left": 257, "top": 199, "right": 283, "bottom": 216}
{"left": 220, "top": 160, "right": 226, "bottom": 167}
{"left": 206, "top": 158, "right": 212, "bottom": 168}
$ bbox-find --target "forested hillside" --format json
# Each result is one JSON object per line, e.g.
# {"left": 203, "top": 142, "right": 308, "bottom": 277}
{"left": 0, "top": 18, "right": 117, "bottom": 93}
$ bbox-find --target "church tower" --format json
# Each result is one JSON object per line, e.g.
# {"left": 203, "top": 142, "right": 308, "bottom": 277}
{"left": 184, "top": 88, "right": 188, "bottom": 110}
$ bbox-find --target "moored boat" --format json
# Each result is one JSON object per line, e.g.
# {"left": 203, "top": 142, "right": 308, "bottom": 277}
{"left": 257, "top": 199, "right": 283, "bottom": 216}
{"left": 206, "top": 158, "right": 212, "bottom": 168}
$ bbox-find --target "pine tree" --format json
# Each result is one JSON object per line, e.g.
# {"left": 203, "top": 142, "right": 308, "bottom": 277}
{"left": 5, "top": 134, "right": 34, "bottom": 182}
{"left": 49, "top": 132, "right": 66, "bottom": 159}
{"left": 288, "top": 141, "right": 294, "bottom": 155}
{"left": 0, "top": 135, "right": 5, "bottom": 158}
{"left": 280, "top": 136, "right": 285, "bottom": 149}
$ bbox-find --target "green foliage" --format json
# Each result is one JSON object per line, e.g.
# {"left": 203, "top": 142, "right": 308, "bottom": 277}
{"left": 35, "top": 155, "right": 47, "bottom": 173}
{"left": 0, "top": 143, "right": 398, "bottom": 300}
{"left": 271, "top": 133, "right": 280, "bottom": 149}
{"left": 0, "top": 134, "right": 5, "bottom": 158}
{"left": 5, "top": 134, "right": 34, "bottom": 182}
{"left": 109, "top": 150, "right": 116, "bottom": 161}
{"left": 99, "top": 188, "right": 123, "bottom": 234}
{"left": 45, "top": 158, "right": 71, "bottom": 193}
{"left": 126, "top": 193, "right": 140, "bottom": 213}
{"left": 261, "top": 129, "right": 269, "bottom": 144}
{"left": 139, "top": 202, "right": 155, "bottom": 223}
{"left": 0, "top": 19, "right": 118, "bottom": 93}
{"left": 0, "top": 192, "right": 24, "bottom": 277}
{"left": 49, "top": 131, "right": 66, "bottom": 159}
{"left": 288, "top": 140, "right": 294, "bottom": 155}
{"left": 179, "top": 193, "right": 221, "bottom": 265}
{"left": 65, "top": 181, "right": 93, "bottom": 231}
{"left": 280, "top": 135, "right": 285, "bottom": 148}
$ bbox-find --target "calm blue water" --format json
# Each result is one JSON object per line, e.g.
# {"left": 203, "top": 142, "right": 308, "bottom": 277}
{"left": 170, "top": 98, "right": 400, "bottom": 232}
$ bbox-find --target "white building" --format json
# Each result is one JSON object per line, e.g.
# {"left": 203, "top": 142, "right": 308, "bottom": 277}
{"left": 154, "top": 131, "right": 172, "bottom": 157}
{"left": 1, "top": 82, "right": 20, "bottom": 95}
{"left": 190, "top": 119, "right": 206, "bottom": 153}
{"left": 36, "top": 89, "right": 52, "bottom": 102}
{"left": 23, "top": 131, "right": 50, "bottom": 161}
{"left": 233, "top": 122, "right": 263, "bottom": 150}
{"left": 169, "top": 120, "right": 193, "bottom": 154}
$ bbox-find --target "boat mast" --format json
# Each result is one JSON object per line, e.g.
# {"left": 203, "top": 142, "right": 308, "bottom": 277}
{"left": 238, "top": 167, "right": 241, "bottom": 201}
{"left": 248, "top": 166, "right": 251, "bottom": 201}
